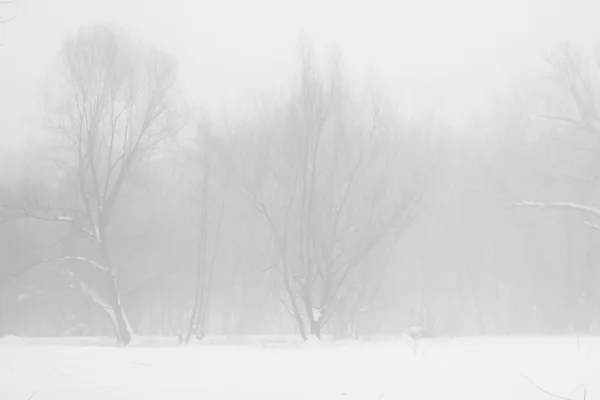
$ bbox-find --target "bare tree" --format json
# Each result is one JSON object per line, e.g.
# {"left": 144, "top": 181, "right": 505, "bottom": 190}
{"left": 508, "top": 42, "right": 600, "bottom": 330}
{"left": 235, "top": 39, "right": 430, "bottom": 340}
{"left": 511, "top": 43, "right": 600, "bottom": 226}
{"left": 9, "top": 25, "right": 185, "bottom": 344}
{"left": 180, "top": 115, "right": 231, "bottom": 342}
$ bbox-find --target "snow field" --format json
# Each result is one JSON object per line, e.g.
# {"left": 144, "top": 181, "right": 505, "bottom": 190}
{"left": 0, "top": 336, "right": 598, "bottom": 400}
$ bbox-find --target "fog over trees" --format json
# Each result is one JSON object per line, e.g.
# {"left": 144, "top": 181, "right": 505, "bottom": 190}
{"left": 3, "top": 1, "right": 600, "bottom": 345}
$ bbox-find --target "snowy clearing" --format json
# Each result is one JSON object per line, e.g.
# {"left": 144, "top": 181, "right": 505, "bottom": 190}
{"left": 0, "top": 336, "right": 599, "bottom": 400}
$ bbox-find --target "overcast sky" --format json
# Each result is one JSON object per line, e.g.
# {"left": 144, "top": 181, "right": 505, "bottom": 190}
{"left": 1, "top": 0, "right": 599, "bottom": 153}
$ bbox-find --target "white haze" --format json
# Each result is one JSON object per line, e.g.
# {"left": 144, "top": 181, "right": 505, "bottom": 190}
{"left": 2, "top": 0, "right": 600, "bottom": 152}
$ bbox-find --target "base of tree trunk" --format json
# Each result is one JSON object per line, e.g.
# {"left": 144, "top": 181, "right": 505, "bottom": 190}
{"left": 103, "top": 302, "right": 132, "bottom": 345}
{"left": 80, "top": 273, "right": 134, "bottom": 346}
{"left": 113, "top": 304, "right": 132, "bottom": 345}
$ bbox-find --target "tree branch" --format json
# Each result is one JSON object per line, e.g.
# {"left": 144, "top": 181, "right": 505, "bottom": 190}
{"left": 0, "top": 12, "right": 16, "bottom": 24}
{"left": 583, "top": 220, "right": 600, "bottom": 231}
{"left": 521, "top": 373, "right": 577, "bottom": 400}
{"left": 12, "top": 256, "right": 109, "bottom": 278}
{"left": 12, "top": 209, "right": 99, "bottom": 242}
{"left": 508, "top": 201, "right": 600, "bottom": 218}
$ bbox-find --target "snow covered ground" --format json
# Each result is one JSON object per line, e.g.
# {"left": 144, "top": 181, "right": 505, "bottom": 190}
{"left": 0, "top": 335, "right": 599, "bottom": 400}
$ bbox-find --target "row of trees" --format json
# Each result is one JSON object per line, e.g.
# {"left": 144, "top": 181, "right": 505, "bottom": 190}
{"left": 0, "top": 25, "right": 436, "bottom": 344}
{"left": 3, "top": 25, "right": 600, "bottom": 344}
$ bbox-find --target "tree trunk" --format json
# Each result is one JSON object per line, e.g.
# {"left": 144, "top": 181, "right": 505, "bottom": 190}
{"left": 0, "top": 291, "right": 3, "bottom": 337}
{"left": 295, "top": 316, "right": 308, "bottom": 341}
{"left": 463, "top": 264, "right": 485, "bottom": 334}
{"left": 285, "top": 289, "right": 307, "bottom": 340}
{"left": 303, "top": 292, "right": 322, "bottom": 340}
{"left": 186, "top": 151, "right": 211, "bottom": 343}
{"left": 309, "top": 319, "right": 321, "bottom": 339}
{"left": 281, "top": 270, "right": 307, "bottom": 340}
{"left": 101, "top": 271, "right": 132, "bottom": 345}
{"left": 194, "top": 291, "right": 208, "bottom": 340}
{"left": 0, "top": 284, "right": 5, "bottom": 337}
{"left": 221, "top": 286, "right": 233, "bottom": 334}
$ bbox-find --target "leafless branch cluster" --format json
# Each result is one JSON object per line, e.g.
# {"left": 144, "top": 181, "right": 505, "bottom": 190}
{"left": 511, "top": 44, "right": 600, "bottom": 233}
{"left": 2, "top": 25, "right": 186, "bottom": 344}
{"left": 231, "top": 41, "right": 433, "bottom": 339}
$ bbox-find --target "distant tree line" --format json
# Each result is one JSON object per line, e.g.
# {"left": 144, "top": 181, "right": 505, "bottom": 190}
{"left": 2, "top": 26, "right": 600, "bottom": 344}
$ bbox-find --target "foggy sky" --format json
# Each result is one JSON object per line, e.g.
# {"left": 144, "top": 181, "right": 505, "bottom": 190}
{"left": 1, "top": 0, "right": 599, "bottom": 153}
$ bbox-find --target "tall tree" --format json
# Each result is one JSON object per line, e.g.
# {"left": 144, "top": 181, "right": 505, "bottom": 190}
{"left": 9, "top": 25, "right": 185, "bottom": 344}
{"left": 181, "top": 115, "right": 231, "bottom": 342}
{"left": 510, "top": 42, "right": 600, "bottom": 330}
{"left": 236, "top": 39, "right": 431, "bottom": 340}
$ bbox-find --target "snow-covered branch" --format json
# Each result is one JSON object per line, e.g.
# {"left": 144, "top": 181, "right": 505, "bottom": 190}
{"left": 12, "top": 255, "right": 109, "bottom": 278}
{"left": 0, "top": 0, "right": 17, "bottom": 25}
{"left": 509, "top": 201, "right": 600, "bottom": 218}
{"left": 3, "top": 208, "right": 100, "bottom": 242}
{"left": 584, "top": 220, "right": 600, "bottom": 231}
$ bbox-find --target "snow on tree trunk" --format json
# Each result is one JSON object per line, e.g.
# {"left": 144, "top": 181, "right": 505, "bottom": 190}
{"left": 78, "top": 272, "right": 133, "bottom": 345}
{"left": 308, "top": 309, "right": 323, "bottom": 339}
{"left": 104, "top": 274, "right": 133, "bottom": 345}
{"left": 111, "top": 295, "right": 133, "bottom": 345}
{"left": 37, "top": 25, "right": 184, "bottom": 345}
